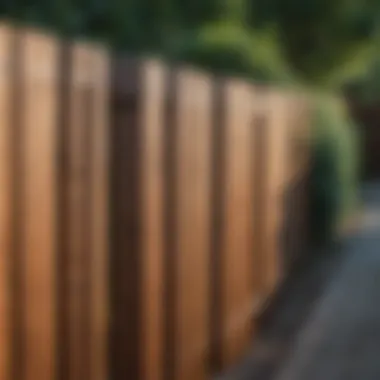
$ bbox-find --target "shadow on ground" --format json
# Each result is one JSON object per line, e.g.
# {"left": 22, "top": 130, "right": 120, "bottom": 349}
{"left": 216, "top": 243, "right": 346, "bottom": 380}
{"left": 217, "top": 183, "right": 380, "bottom": 380}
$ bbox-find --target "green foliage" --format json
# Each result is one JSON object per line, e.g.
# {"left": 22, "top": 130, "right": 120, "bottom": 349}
{"left": 250, "top": 0, "right": 380, "bottom": 87}
{"left": 310, "top": 96, "right": 361, "bottom": 243}
{"left": 1, "top": 0, "right": 379, "bottom": 89}
{"left": 346, "top": 42, "right": 380, "bottom": 103}
{"left": 169, "top": 22, "right": 294, "bottom": 84}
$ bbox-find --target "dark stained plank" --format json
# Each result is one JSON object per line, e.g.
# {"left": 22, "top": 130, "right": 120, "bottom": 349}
{"left": 110, "top": 58, "right": 167, "bottom": 380}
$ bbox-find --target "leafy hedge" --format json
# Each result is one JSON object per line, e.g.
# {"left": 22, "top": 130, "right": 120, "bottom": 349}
{"left": 168, "top": 22, "right": 295, "bottom": 84}
{"left": 310, "top": 95, "right": 361, "bottom": 243}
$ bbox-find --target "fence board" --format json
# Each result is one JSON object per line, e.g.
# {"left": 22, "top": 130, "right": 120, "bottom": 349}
{"left": 167, "top": 70, "right": 213, "bottom": 380}
{"left": 139, "top": 61, "right": 166, "bottom": 380}
{"left": 20, "top": 30, "right": 58, "bottom": 380}
{"left": 260, "top": 92, "right": 288, "bottom": 296}
{"left": 252, "top": 103, "right": 269, "bottom": 306}
{"left": 60, "top": 44, "right": 90, "bottom": 380}
{"left": 216, "top": 81, "right": 255, "bottom": 367}
{"left": 0, "top": 25, "right": 13, "bottom": 380}
{"left": 58, "top": 43, "right": 110, "bottom": 380}
{"left": 87, "top": 46, "right": 109, "bottom": 380}
{"left": 110, "top": 58, "right": 167, "bottom": 380}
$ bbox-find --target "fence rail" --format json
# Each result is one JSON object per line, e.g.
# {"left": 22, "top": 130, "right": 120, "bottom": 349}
{"left": 0, "top": 23, "right": 311, "bottom": 380}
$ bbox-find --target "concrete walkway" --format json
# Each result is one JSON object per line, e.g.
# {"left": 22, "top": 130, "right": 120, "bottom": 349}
{"left": 218, "top": 183, "right": 380, "bottom": 380}
{"left": 276, "top": 183, "right": 380, "bottom": 380}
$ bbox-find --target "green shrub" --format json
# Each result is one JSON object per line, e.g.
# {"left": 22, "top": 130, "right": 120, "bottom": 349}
{"left": 310, "top": 95, "right": 361, "bottom": 243}
{"left": 168, "top": 21, "right": 295, "bottom": 84}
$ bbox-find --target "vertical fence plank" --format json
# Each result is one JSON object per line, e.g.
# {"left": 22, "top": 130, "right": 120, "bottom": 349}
{"left": 139, "top": 61, "right": 166, "bottom": 380}
{"left": 169, "top": 70, "right": 212, "bottom": 380}
{"left": 111, "top": 58, "right": 166, "bottom": 380}
{"left": 261, "top": 92, "right": 288, "bottom": 296}
{"left": 217, "top": 81, "right": 255, "bottom": 367}
{"left": 0, "top": 25, "right": 13, "bottom": 380}
{"left": 163, "top": 68, "right": 177, "bottom": 380}
{"left": 209, "top": 79, "right": 225, "bottom": 372}
{"left": 60, "top": 45, "right": 93, "bottom": 380}
{"left": 88, "top": 46, "right": 109, "bottom": 380}
{"left": 59, "top": 43, "right": 110, "bottom": 380}
{"left": 110, "top": 58, "right": 140, "bottom": 380}
{"left": 252, "top": 98, "right": 269, "bottom": 306}
{"left": 21, "top": 30, "right": 58, "bottom": 380}
{"left": 250, "top": 87, "right": 276, "bottom": 313}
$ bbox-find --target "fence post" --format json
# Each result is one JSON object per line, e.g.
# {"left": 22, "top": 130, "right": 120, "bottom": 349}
{"left": 0, "top": 24, "right": 13, "bottom": 380}
{"left": 110, "top": 58, "right": 167, "bottom": 380}
{"left": 214, "top": 80, "right": 255, "bottom": 369}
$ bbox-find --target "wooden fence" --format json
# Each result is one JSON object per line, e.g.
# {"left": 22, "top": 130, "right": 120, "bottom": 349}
{"left": 0, "top": 24, "right": 311, "bottom": 380}
{"left": 110, "top": 60, "right": 311, "bottom": 380}
{"left": 0, "top": 25, "right": 109, "bottom": 380}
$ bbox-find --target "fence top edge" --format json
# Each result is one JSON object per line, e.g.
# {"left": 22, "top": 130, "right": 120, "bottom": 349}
{"left": 69, "top": 38, "right": 110, "bottom": 55}
{"left": 113, "top": 56, "right": 167, "bottom": 75}
{"left": 0, "top": 21, "right": 14, "bottom": 34}
{"left": 0, "top": 20, "right": 110, "bottom": 56}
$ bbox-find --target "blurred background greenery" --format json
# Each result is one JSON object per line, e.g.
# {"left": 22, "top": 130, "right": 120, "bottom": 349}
{"left": 2, "top": 0, "right": 379, "bottom": 90}
{"left": 3, "top": 0, "right": 380, "bottom": 243}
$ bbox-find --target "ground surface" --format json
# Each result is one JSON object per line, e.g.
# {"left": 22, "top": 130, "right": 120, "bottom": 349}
{"left": 218, "top": 183, "right": 380, "bottom": 380}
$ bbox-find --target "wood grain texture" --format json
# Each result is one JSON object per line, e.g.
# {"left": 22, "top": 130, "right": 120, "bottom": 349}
{"left": 110, "top": 58, "right": 140, "bottom": 380}
{"left": 87, "top": 46, "right": 109, "bottom": 380}
{"left": 60, "top": 45, "right": 93, "bottom": 380}
{"left": 20, "top": 31, "right": 58, "bottom": 380}
{"left": 0, "top": 25, "right": 12, "bottom": 380}
{"left": 170, "top": 71, "right": 213, "bottom": 380}
{"left": 59, "top": 43, "right": 110, "bottom": 380}
{"left": 139, "top": 61, "right": 166, "bottom": 380}
{"left": 251, "top": 102, "right": 269, "bottom": 307}
{"left": 218, "top": 81, "right": 255, "bottom": 367}
{"left": 260, "top": 92, "right": 288, "bottom": 296}
{"left": 250, "top": 88, "right": 273, "bottom": 313}
{"left": 110, "top": 58, "right": 166, "bottom": 380}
